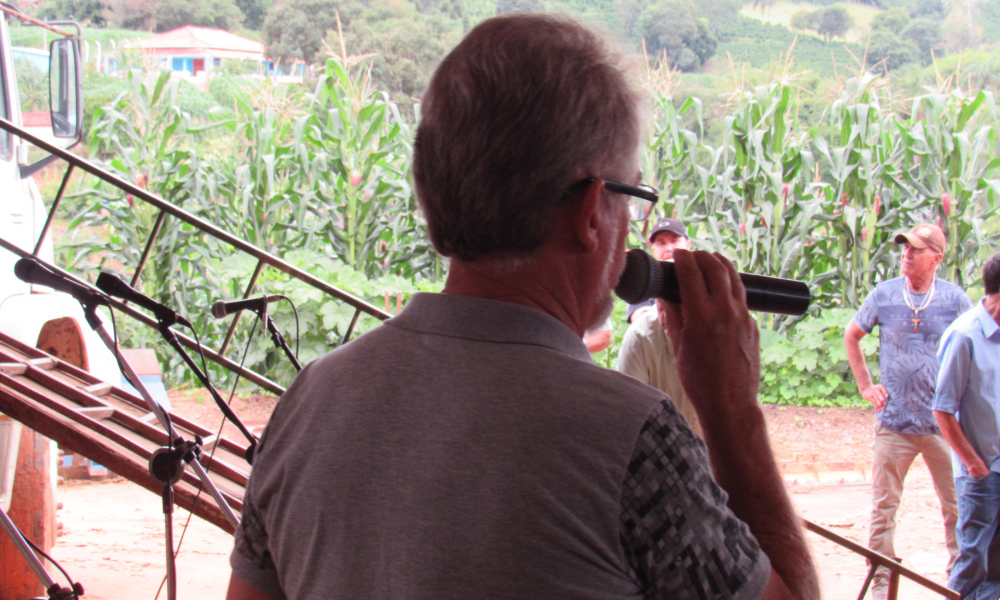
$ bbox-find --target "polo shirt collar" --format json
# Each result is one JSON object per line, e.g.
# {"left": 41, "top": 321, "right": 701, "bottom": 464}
{"left": 387, "top": 292, "right": 593, "bottom": 362}
{"left": 975, "top": 299, "right": 1000, "bottom": 339}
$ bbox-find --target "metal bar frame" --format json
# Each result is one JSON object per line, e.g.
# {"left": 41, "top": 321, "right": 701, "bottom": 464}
{"left": 0, "top": 117, "right": 389, "bottom": 321}
{"left": 0, "top": 115, "right": 391, "bottom": 393}
{"left": 220, "top": 259, "right": 265, "bottom": 356}
{"left": 130, "top": 209, "right": 168, "bottom": 289}
{"left": 0, "top": 236, "right": 285, "bottom": 396}
{"left": 31, "top": 164, "right": 74, "bottom": 254}
{"left": 803, "top": 519, "right": 958, "bottom": 599}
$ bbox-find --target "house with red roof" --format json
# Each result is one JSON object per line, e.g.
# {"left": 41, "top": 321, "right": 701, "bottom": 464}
{"left": 122, "top": 26, "right": 305, "bottom": 82}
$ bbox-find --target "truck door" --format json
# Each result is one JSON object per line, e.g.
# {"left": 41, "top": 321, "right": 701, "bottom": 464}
{"left": 0, "top": 9, "right": 29, "bottom": 298}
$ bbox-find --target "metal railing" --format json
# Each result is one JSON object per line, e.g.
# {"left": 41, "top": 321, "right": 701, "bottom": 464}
{"left": 803, "top": 518, "right": 958, "bottom": 599}
{"left": 0, "top": 117, "right": 391, "bottom": 396}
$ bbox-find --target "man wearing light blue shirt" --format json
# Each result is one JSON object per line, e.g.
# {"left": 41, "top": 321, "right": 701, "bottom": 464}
{"left": 934, "top": 252, "right": 1000, "bottom": 599}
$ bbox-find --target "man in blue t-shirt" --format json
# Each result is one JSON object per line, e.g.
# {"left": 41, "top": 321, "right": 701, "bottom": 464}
{"left": 844, "top": 223, "right": 972, "bottom": 600}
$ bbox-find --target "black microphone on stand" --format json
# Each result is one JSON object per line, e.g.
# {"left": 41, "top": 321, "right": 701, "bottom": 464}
{"left": 95, "top": 272, "right": 193, "bottom": 328}
{"left": 14, "top": 258, "right": 109, "bottom": 306}
{"left": 211, "top": 295, "right": 283, "bottom": 319}
{"left": 615, "top": 248, "right": 811, "bottom": 316}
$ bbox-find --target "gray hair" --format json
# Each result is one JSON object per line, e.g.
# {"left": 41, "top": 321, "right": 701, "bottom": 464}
{"left": 413, "top": 13, "right": 647, "bottom": 262}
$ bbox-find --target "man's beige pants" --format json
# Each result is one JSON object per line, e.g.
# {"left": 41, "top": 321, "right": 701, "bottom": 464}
{"left": 869, "top": 427, "right": 959, "bottom": 598}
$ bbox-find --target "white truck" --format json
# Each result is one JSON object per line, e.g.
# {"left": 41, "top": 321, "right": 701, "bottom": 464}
{"left": 0, "top": 8, "right": 117, "bottom": 514}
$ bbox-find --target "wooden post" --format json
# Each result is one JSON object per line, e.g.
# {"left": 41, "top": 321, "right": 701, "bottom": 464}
{"left": 0, "top": 427, "right": 53, "bottom": 599}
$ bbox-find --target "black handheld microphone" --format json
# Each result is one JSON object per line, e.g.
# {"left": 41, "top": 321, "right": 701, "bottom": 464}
{"left": 95, "top": 271, "right": 193, "bottom": 328}
{"left": 14, "top": 258, "right": 109, "bottom": 306}
{"left": 615, "top": 248, "right": 811, "bottom": 316}
{"left": 211, "top": 295, "right": 283, "bottom": 319}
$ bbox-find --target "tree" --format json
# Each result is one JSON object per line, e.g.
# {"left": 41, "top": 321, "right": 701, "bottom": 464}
{"left": 942, "top": 4, "right": 984, "bottom": 51}
{"left": 693, "top": 0, "right": 740, "bottom": 33}
{"left": 871, "top": 7, "right": 910, "bottom": 35}
{"left": 910, "top": 0, "right": 946, "bottom": 21}
{"left": 902, "top": 18, "right": 943, "bottom": 64}
{"left": 235, "top": 0, "right": 273, "bottom": 30}
{"left": 790, "top": 9, "right": 815, "bottom": 31}
{"left": 815, "top": 6, "right": 853, "bottom": 40}
{"left": 637, "top": 0, "right": 717, "bottom": 71}
{"left": 496, "top": 0, "right": 542, "bottom": 13}
{"left": 264, "top": 0, "right": 364, "bottom": 63}
{"left": 338, "top": 14, "right": 462, "bottom": 106}
{"left": 37, "top": 0, "right": 108, "bottom": 26}
{"left": 616, "top": 0, "right": 652, "bottom": 37}
{"left": 866, "top": 29, "right": 919, "bottom": 72}
{"left": 107, "top": 0, "right": 157, "bottom": 29}
{"left": 155, "top": 0, "right": 244, "bottom": 31}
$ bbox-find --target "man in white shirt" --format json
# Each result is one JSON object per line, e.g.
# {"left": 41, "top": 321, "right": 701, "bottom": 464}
{"left": 616, "top": 218, "right": 700, "bottom": 436}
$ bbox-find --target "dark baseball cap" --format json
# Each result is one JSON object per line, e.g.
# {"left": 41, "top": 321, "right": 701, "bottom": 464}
{"left": 648, "top": 218, "right": 688, "bottom": 244}
{"left": 626, "top": 299, "right": 654, "bottom": 323}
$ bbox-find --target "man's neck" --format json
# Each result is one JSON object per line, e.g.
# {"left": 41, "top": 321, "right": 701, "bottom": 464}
{"left": 443, "top": 253, "right": 601, "bottom": 337}
{"left": 984, "top": 294, "right": 1000, "bottom": 326}
{"left": 906, "top": 271, "right": 936, "bottom": 294}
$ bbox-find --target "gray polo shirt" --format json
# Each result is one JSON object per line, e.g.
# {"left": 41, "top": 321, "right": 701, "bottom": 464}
{"left": 231, "top": 292, "right": 770, "bottom": 599}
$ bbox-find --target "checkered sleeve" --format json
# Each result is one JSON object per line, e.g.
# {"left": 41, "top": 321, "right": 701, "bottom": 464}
{"left": 230, "top": 484, "right": 286, "bottom": 599}
{"left": 620, "top": 400, "right": 771, "bottom": 600}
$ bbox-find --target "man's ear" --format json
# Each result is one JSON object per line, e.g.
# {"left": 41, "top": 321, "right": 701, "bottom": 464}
{"left": 566, "top": 178, "right": 604, "bottom": 252}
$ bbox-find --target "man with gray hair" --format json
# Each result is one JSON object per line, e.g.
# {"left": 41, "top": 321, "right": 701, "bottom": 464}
{"left": 227, "top": 13, "right": 817, "bottom": 600}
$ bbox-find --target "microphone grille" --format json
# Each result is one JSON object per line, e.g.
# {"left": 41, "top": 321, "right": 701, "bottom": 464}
{"left": 95, "top": 271, "right": 127, "bottom": 295}
{"left": 211, "top": 301, "right": 228, "bottom": 319}
{"left": 614, "top": 248, "right": 661, "bottom": 304}
{"left": 14, "top": 258, "right": 35, "bottom": 282}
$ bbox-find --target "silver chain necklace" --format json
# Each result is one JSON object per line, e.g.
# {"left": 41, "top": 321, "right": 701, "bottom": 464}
{"left": 902, "top": 279, "right": 936, "bottom": 333}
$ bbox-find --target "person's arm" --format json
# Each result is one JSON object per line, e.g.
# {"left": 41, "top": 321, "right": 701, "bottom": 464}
{"left": 933, "top": 326, "right": 984, "bottom": 475}
{"left": 844, "top": 320, "right": 889, "bottom": 411}
{"left": 662, "top": 250, "right": 819, "bottom": 600}
{"left": 934, "top": 411, "right": 989, "bottom": 477}
{"left": 226, "top": 573, "right": 283, "bottom": 600}
{"left": 616, "top": 322, "right": 650, "bottom": 384}
{"left": 584, "top": 327, "right": 612, "bottom": 353}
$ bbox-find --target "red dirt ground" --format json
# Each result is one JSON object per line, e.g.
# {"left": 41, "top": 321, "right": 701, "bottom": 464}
{"left": 44, "top": 397, "right": 952, "bottom": 600}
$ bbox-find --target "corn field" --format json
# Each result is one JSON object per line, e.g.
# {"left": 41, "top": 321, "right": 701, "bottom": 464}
{"left": 58, "top": 60, "right": 1000, "bottom": 403}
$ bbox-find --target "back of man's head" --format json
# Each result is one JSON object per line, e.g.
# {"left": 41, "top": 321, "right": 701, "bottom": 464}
{"left": 984, "top": 252, "right": 1000, "bottom": 295}
{"left": 413, "top": 13, "right": 646, "bottom": 263}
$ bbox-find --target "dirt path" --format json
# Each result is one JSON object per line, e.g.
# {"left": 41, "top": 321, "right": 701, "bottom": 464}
{"left": 43, "top": 400, "right": 954, "bottom": 600}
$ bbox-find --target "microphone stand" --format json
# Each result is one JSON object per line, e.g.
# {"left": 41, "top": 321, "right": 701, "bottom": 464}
{"left": 75, "top": 297, "right": 242, "bottom": 600}
{"left": 0, "top": 503, "right": 81, "bottom": 599}
{"left": 260, "top": 309, "right": 302, "bottom": 372}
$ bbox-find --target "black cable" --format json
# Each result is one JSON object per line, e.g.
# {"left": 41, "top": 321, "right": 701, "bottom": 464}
{"left": 153, "top": 311, "right": 262, "bottom": 600}
{"left": 23, "top": 534, "right": 81, "bottom": 598}
{"left": 279, "top": 295, "right": 300, "bottom": 358}
{"left": 110, "top": 303, "right": 174, "bottom": 436}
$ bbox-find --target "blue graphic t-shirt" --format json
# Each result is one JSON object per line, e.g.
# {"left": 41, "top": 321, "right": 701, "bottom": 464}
{"left": 854, "top": 276, "right": 972, "bottom": 434}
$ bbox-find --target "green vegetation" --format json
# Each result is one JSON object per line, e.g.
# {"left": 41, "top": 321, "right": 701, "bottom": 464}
{"left": 51, "top": 50, "right": 1000, "bottom": 407}
{"left": 18, "top": 0, "right": 1000, "bottom": 406}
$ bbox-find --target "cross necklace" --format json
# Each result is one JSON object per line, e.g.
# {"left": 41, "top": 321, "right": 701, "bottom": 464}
{"left": 902, "top": 278, "right": 936, "bottom": 333}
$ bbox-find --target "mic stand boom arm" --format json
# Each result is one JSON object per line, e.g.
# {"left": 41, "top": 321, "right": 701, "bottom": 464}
{"left": 261, "top": 311, "right": 302, "bottom": 372}
{"left": 154, "top": 322, "right": 260, "bottom": 462}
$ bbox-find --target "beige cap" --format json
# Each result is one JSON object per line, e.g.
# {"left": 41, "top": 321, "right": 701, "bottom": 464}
{"left": 894, "top": 223, "right": 945, "bottom": 254}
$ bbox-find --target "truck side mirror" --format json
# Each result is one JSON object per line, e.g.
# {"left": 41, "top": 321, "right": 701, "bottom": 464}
{"left": 48, "top": 38, "right": 81, "bottom": 140}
